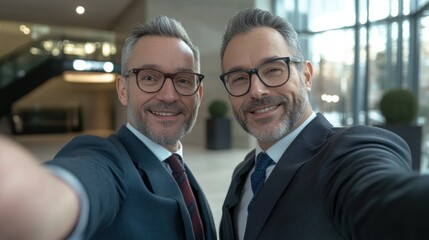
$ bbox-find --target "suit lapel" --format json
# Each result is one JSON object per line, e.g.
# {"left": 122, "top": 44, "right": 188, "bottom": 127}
{"left": 225, "top": 152, "right": 255, "bottom": 209}
{"left": 116, "top": 126, "right": 181, "bottom": 199}
{"left": 115, "top": 126, "right": 201, "bottom": 239}
{"left": 221, "top": 152, "right": 255, "bottom": 238}
{"left": 245, "top": 114, "right": 335, "bottom": 239}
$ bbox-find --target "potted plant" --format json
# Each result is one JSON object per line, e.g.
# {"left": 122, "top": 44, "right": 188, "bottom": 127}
{"left": 206, "top": 99, "right": 231, "bottom": 150}
{"left": 378, "top": 88, "right": 421, "bottom": 171}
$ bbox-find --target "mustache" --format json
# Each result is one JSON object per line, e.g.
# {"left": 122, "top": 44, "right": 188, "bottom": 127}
{"left": 144, "top": 102, "right": 186, "bottom": 113}
{"left": 242, "top": 96, "right": 286, "bottom": 112}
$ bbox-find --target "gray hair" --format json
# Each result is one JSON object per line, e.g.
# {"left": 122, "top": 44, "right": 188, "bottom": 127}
{"left": 220, "top": 8, "right": 304, "bottom": 67}
{"left": 121, "top": 16, "right": 200, "bottom": 75}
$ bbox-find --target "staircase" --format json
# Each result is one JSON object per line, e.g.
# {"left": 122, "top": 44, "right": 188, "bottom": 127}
{"left": 0, "top": 36, "right": 120, "bottom": 117}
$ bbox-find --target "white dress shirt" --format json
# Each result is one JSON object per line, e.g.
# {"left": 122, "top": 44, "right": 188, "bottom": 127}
{"left": 234, "top": 112, "right": 316, "bottom": 240}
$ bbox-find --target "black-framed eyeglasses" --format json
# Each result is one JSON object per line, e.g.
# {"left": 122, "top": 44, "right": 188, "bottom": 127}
{"left": 124, "top": 68, "right": 204, "bottom": 96}
{"left": 219, "top": 57, "right": 301, "bottom": 97}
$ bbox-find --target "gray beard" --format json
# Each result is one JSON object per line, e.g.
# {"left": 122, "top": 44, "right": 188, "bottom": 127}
{"left": 234, "top": 89, "right": 309, "bottom": 143}
{"left": 127, "top": 99, "right": 199, "bottom": 146}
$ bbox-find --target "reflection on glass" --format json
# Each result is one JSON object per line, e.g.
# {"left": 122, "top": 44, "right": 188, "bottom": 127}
{"left": 307, "top": 30, "right": 354, "bottom": 126}
{"left": 419, "top": 14, "right": 429, "bottom": 143}
{"left": 313, "top": 0, "right": 354, "bottom": 31}
{"left": 276, "top": 0, "right": 429, "bottom": 154}
{"left": 369, "top": 0, "right": 390, "bottom": 21}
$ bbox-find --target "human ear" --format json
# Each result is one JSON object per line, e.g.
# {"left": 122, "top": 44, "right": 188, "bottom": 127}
{"left": 303, "top": 60, "right": 313, "bottom": 91}
{"left": 116, "top": 75, "right": 128, "bottom": 106}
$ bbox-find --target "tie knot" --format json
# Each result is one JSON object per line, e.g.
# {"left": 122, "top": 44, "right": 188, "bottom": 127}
{"left": 166, "top": 154, "right": 185, "bottom": 174}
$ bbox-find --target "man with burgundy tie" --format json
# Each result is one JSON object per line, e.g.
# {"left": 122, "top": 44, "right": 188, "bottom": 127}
{"left": 0, "top": 16, "right": 215, "bottom": 239}
{"left": 218, "top": 8, "right": 429, "bottom": 240}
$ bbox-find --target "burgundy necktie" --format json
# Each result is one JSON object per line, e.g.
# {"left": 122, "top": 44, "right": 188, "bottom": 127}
{"left": 166, "top": 154, "right": 204, "bottom": 240}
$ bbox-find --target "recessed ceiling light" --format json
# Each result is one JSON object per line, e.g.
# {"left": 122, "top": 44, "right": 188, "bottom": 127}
{"left": 76, "top": 6, "right": 85, "bottom": 15}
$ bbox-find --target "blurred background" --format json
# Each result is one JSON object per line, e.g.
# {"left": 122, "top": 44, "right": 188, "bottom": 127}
{"left": 1, "top": 0, "right": 429, "bottom": 147}
{"left": 1, "top": 0, "right": 429, "bottom": 145}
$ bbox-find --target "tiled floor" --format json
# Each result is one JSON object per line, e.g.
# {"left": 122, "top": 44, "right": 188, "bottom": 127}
{"left": 13, "top": 132, "right": 251, "bottom": 231}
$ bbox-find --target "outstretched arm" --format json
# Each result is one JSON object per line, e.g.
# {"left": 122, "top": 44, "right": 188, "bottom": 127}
{"left": 0, "top": 135, "right": 79, "bottom": 240}
{"left": 323, "top": 126, "right": 429, "bottom": 239}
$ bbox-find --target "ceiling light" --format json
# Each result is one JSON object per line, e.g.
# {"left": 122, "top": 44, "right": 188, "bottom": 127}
{"left": 76, "top": 6, "right": 85, "bottom": 15}
{"left": 84, "top": 43, "right": 96, "bottom": 54}
{"left": 72, "top": 59, "right": 115, "bottom": 72}
{"left": 103, "top": 62, "right": 114, "bottom": 72}
{"left": 64, "top": 71, "right": 116, "bottom": 83}
{"left": 19, "top": 25, "right": 31, "bottom": 35}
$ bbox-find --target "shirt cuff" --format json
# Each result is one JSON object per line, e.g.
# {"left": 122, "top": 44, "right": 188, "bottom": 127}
{"left": 45, "top": 165, "right": 89, "bottom": 240}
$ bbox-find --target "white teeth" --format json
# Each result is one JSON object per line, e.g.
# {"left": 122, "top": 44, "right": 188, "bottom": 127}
{"left": 254, "top": 105, "right": 276, "bottom": 114}
{"left": 153, "top": 112, "right": 175, "bottom": 116}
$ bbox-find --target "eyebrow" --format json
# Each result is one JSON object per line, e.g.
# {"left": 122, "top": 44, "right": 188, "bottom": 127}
{"left": 224, "top": 56, "right": 281, "bottom": 73}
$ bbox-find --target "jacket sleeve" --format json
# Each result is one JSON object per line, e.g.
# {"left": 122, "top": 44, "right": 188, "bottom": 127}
{"left": 44, "top": 135, "right": 129, "bottom": 238}
{"left": 321, "top": 125, "right": 429, "bottom": 239}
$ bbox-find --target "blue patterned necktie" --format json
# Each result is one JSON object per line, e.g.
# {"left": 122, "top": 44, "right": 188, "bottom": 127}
{"left": 166, "top": 154, "right": 204, "bottom": 240}
{"left": 248, "top": 152, "right": 274, "bottom": 212}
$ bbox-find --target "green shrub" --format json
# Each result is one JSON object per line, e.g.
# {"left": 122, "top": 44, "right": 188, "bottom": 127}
{"left": 379, "top": 88, "right": 418, "bottom": 125}
{"left": 208, "top": 99, "right": 228, "bottom": 118}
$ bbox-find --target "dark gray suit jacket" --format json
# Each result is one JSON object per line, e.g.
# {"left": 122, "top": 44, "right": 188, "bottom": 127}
{"left": 220, "top": 113, "right": 429, "bottom": 240}
{"left": 46, "top": 126, "right": 216, "bottom": 239}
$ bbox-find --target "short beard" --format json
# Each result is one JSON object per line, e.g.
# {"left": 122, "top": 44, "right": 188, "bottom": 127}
{"left": 233, "top": 88, "right": 309, "bottom": 143}
{"left": 127, "top": 96, "right": 199, "bottom": 146}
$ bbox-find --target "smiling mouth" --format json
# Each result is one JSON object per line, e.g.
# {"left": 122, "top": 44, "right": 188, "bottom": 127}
{"left": 151, "top": 111, "right": 178, "bottom": 117}
{"left": 252, "top": 105, "right": 278, "bottom": 114}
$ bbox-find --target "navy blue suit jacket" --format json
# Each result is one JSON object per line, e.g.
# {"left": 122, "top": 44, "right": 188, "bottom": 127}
{"left": 220, "top": 113, "right": 429, "bottom": 240}
{"left": 47, "top": 126, "right": 216, "bottom": 239}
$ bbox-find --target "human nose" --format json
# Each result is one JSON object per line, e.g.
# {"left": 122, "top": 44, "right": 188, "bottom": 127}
{"left": 156, "top": 77, "right": 179, "bottom": 101}
{"left": 247, "top": 72, "right": 269, "bottom": 98}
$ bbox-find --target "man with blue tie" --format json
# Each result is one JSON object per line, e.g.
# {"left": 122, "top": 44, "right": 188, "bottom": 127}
{"left": 0, "top": 16, "right": 216, "bottom": 240}
{"left": 219, "top": 8, "right": 429, "bottom": 240}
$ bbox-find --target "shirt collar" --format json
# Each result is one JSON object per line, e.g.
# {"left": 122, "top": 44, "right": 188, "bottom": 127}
{"left": 126, "top": 123, "right": 183, "bottom": 162}
{"left": 256, "top": 111, "right": 316, "bottom": 164}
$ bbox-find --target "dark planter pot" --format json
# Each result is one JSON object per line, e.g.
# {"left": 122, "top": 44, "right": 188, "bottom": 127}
{"left": 376, "top": 125, "right": 422, "bottom": 171}
{"left": 206, "top": 117, "right": 231, "bottom": 150}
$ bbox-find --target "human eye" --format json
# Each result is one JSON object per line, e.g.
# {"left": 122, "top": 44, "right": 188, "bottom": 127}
{"left": 261, "top": 61, "right": 287, "bottom": 77}
{"left": 227, "top": 71, "right": 249, "bottom": 85}
{"left": 174, "top": 73, "right": 195, "bottom": 88}
{"left": 138, "top": 70, "right": 161, "bottom": 85}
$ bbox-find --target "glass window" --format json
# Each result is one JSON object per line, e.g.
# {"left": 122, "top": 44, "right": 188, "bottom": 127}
{"left": 391, "top": 0, "right": 400, "bottom": 17}
{"left": 369, "top": 0, "right": 391, "bottom": 21}
{"left": 419, "top": 14, "right": 429, "bottom": 147}
{"left": 276, "top": 0, "right": 429, "bottom": 149}
{"left": 368, "top": 24, "right": 388, "bottom": 124}
{"left": 359, "top": 0, "right": 368, "bottom": 24}
{"left": 402, "top": 20, "right": 410, "bottom": 88}
{"left": 403, "top": 0, "right": 411, "bottom": 15}
{"left": 303, "top": 0, "right": 355, "bottom": 31}
{"left": 276, "top": 0, "right": 298, "bottom": 27}
{"left": 418, "top": 0, "right": 429, "bottom": 9}
{"left": 307, "top": 30, "right": 355, "bottom": 126}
